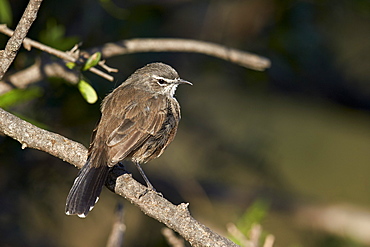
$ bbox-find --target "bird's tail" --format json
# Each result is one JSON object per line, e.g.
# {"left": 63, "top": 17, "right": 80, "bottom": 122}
{"left": 65, "top": 160, "right": 110, "bottom": 218}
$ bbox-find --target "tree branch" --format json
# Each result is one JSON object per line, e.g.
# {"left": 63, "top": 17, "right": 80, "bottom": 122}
{"left": 0, "top": 108, "right": 87, "bottom": 167}
{"left": 106, "top": 203, "right": 126, "bottom": 247}
{"left": 0, "top": 24, "right": 270, "bottom": 72}
{"left": 0, "top": 24, "right": 115, "bottom": 82}
{"left": 0, "top": 0, "right": 43, "bottom": 79}
{"left": 0, "top": 107, "right": 238, "bottom": 247}
{"left": 89, "top": 38, "right": 270, "bottom": 71}
{"left": 0, "top": 25, "right": 270, "bottom": 96}
{"left": 0, "top": 58, "right": 79, "bottom": 95}
{"left": 162, "top": 228, "right": 185, "bottom": 247}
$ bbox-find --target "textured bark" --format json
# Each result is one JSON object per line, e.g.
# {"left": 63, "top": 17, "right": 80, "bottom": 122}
{"left": 0, "top": 107, "right": 238, "bottom": 247}
{"left": 0, "top": 0, "right": 43, "bottom": 79}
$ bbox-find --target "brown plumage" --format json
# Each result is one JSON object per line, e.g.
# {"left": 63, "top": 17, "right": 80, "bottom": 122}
{"left": 65, "top": 62, "right": 191, "bottom": 218}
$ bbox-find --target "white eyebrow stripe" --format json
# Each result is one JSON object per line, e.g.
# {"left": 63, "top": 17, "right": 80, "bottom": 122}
{"left": 152, "top": 75, "right": 178, "bottom": 86}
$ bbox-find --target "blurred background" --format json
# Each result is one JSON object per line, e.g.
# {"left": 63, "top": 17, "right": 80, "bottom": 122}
{"left": 1, "top": 0, "right": 370, "bottom": 246}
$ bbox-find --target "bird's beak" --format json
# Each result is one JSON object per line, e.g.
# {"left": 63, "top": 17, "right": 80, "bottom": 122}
{"left": 178, "top": 78, "right": 193, "bottom": 86}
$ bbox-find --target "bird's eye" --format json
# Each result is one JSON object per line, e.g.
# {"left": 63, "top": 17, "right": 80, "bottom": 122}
{"left": 157, "top": 79, "right": 166, "bottom": 85}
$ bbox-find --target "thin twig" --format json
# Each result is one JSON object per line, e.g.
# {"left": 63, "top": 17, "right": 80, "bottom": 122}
{"left": 262, "top": 235, "right": 275, "bottom": 247}
{"left": 161, "top": 228, "right": 185, "bottom": 247}
{"left": 227, "top": 223, "right": 274, "bottom": 247}
{"left": 106, "top": 203, "right": 126, "bottom": 247}
{"left": 227, "top": 223, "right": 252, "bottom": 247}
{"left": 89, "top": 38, "right": 271, "bottom": 71}
{"left": 99, "top": 60, "right": 119, "bottom": 73}
{"left": 0, "top": 24, "right": 114, "bottom": 82}
{"left": 0, "top": 0, "right": 43, "bottom": 79}
{"left": 249, "top": 224, "right": 262, "bottom": 247}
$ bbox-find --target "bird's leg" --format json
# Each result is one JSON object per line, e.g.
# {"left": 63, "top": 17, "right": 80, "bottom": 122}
{"left": 134, "top": 162, "right": 156, "bottom": 191}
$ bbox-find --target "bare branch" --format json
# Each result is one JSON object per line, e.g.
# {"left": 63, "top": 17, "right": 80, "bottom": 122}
{"left": 227, "top": 223, "right": 251, "bottom": 247}
{"left": 0, "top": 24, "right": 115, "bottom": 82}
{"left": 0, "top": 62, "right": 40, "bottom": 94}
{"left": 0, "top": 108, "right": 87, "bottom": 167}
{"left": 106, "top": 203, "right": 126, "bottom": 247}
{"left": 263, "top": 235, "right": 275, "bottom": 247}
{"left": 249, "top": 224, "right": 261, "bottom": 247}
{"left": 0, "top": 107, "right": 238, "bottom": 247}
{"left": 162, "top": 228, "right": 185, "bottom": 247}
{"left": 0, "top": 58, "right": 79, "bottom": 95}
{"left": 0, "top": 0, "right": 43, "bottom": 79}
{"left": 110, "top": 173, "right": 238, "bottom": 247}
{"left": 89, "top": 38, "right": 271, "bottom": 71}
{"left": 0, "top": 26, "right": 270, "bottom": 96}
{"left": 98, "top": 60, "right": 119, "bottom": 73}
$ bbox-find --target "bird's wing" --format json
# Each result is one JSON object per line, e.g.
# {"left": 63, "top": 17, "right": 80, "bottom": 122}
{"left": 100, "top": 87, "right": 167, "bottom": 166}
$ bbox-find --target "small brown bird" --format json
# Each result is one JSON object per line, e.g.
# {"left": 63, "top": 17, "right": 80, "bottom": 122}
{"left": 65, "top": 62, "right": 191, "bottom": 217}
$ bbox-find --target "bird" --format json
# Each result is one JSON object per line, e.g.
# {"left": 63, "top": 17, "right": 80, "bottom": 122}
{"left": 65, "top": 62, "right": 192, "bottom": 218}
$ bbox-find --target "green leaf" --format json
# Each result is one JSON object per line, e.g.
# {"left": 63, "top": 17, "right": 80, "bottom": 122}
{"left": 0, "top": 87, "right": 43, "bottom": 109}
{"left": 0, "top": 0, "right": 12, "bottom": 25}
{"left": 77, "top": 79, "right": 98, "bottom": 104}
{"left": 82, "top": 52, "right": 101, "bottom": 71}
{"left": 65, "top": 62, "right": 76, "bottom": 69}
